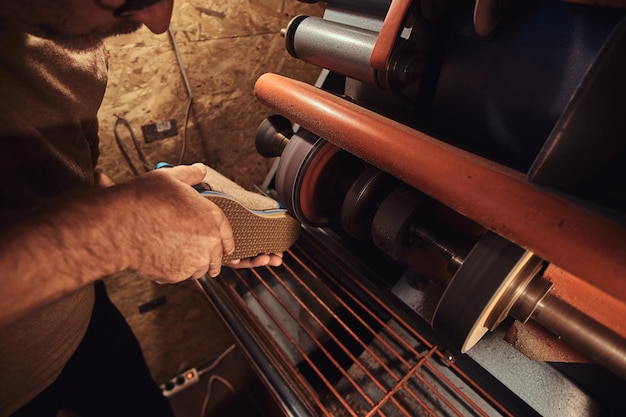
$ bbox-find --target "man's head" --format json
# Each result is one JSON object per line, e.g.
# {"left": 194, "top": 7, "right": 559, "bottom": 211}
{"left": 0, "top": 0, "right": 174, "bottom": 50}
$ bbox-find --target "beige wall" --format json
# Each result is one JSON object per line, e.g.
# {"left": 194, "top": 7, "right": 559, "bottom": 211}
{"left": 98, "top": 0, "right": 322, "bottom": 188}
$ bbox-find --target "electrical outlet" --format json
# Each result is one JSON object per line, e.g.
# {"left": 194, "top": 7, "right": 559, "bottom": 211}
{"left": 142, "top": 119, "right": 178, "bottom": 143}
{"left": 160, "top": 368, "right": 200, "bottom": 397}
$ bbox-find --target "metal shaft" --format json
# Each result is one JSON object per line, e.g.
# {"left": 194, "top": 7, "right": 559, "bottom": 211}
{"left": 285, "top": 16, "right": 380, "bottom": 85}
{"left": 531, "top": 294, "right": 626, "bottom": 380}
{"left": 284, "top": 16, "right": 420, "bottom": 89}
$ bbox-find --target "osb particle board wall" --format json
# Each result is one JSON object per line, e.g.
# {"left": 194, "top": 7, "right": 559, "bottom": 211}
{"left": 97, "top": 0, "right": 323, "bottom": 384}
{"left": 98, "top": 0, "right": 323, "bottom": 187}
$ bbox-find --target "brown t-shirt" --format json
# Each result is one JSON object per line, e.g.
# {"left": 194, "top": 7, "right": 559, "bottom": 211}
{"left": 0, "top": 28, "right": 108, "bottom": 416}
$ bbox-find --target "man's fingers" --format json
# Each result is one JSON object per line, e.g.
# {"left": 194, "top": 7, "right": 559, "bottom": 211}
{"left": 159, "top": 163, "right": 207, "bottom": 186}
{"left": 156, "top": 162, "right": 235, "bottom": 272}
{"left": 267, "top": 253, "right": 284, "bottom": 267}
{"left": 208, "top": 262, "right": 222, "bottom": 278}
{"left": 219, "top": 217, "right": 236, "bottom": 258}
{"left": 226, "top": 253, "right": 284, "bottom": 269}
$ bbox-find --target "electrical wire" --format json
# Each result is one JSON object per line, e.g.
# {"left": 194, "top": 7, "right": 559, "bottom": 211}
{"left": 111, "top": 26, "right": 193, "bottom": 173}
{"left": 168, "top": 24, "right": 194, "bottom": 165}
{"left": 113, "top": 115, "right": 152, "bottom": 174}
{"left": 197, "top": 344, "right": 237, "bottom": 417}
{"left": 200, "top": 375, "right": 236, "bottom": 417}
{"left": 197, "top": 343, "right": 236, "bottom": 377}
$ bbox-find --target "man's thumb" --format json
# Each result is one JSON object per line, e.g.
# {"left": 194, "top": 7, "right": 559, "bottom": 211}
{"left": 163, "top": 163, "right": 207, "bottom": 185}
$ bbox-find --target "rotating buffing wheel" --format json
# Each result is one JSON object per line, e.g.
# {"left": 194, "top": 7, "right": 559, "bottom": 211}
{"left": 255, "top": 114, "right": 294, "bottom": 158}
{"left": 370, "top": 185, "right": 430, "bottom": 260}
{"left": 275, "top": 130, "right": 365, "bottom": 226}
{"left": 340, "top": 167, "right": 400, "bottom": 241}
{"left": 432, "top": 232, "right": 544, "bottom": 353}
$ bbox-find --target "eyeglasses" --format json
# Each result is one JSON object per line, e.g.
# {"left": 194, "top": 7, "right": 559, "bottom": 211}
{"left": 94, "top": 0, "right": 163, "bottom": 18}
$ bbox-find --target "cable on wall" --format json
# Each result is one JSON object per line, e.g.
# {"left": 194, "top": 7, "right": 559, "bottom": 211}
{"left": 168, "top": 24, "right": 194, "bottom": 165}
{"left": 113, "top": 115, "right": 152, "bottom": 174}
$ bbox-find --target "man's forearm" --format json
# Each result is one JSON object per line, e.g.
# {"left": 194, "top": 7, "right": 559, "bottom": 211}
{"left": 0, "top": 190, "right": 127, "bottom": 327}
{"left": 0, "top": 164, "right": 235, "bottom": 327}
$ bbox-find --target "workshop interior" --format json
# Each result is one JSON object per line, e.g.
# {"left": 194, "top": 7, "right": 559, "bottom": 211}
{"left": 97, "top": 0, "right": 625, "bottom": 416}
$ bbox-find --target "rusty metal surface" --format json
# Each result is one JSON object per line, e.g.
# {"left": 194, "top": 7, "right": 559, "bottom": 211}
{"left": 542, "top": 264, "right": 626, "bottom": 339}
{"left": 504, "top": 320, "right": 590, "bottom": 364}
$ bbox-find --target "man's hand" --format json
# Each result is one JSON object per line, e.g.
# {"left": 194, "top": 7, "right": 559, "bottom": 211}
{"left": 108, "top": 163, "right": 236, "bottom": 281}
{"left": 226, "top": 253, "right": 284, "bottom": 270}
{"left": 104, "top": 164, "right": 282, "bottom": 281}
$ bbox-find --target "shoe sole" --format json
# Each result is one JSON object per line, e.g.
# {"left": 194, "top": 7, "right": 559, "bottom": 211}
{"left": 202, "top": 192, "right": 301, "bottom": 262}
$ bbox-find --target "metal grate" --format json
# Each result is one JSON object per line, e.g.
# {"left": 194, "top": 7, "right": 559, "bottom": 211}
{"left": 198, "top": 228, "right": 531, "bottom": 417}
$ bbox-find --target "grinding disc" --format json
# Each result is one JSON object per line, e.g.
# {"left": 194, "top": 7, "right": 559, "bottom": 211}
{"left": 275, "top": 131, "right": 363, "bottom": 226}
{"left": 432, "top": 232, "right": 542, "bottom": 353}
{"left": 275, "top": 130, "right": 325, "bottom": 225}
{"left": 340, "top": 167, "right": 398, "bottom": 241}
{"left": 371, "top": 185, "right": 429, "bottom": 260}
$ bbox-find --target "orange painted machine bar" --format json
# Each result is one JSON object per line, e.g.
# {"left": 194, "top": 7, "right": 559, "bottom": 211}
{"left": 254, "top": 72, "right": 626, "bottom": 303}
{"left": 370, "top": 0, "right": 413, "bottom": 71}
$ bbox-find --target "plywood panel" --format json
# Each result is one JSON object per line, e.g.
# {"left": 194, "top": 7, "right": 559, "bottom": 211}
{"left": 98, "top": 0, "right": 323, "bottom": 188}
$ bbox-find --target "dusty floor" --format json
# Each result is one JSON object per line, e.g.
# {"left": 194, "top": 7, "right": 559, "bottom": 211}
{"left": 95, "top": 1, "right": 324, "bottom": 415}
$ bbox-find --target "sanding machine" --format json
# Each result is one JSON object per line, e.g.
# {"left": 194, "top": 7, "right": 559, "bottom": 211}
{"left": 197, "top": 1, "right": 626, "bottom": 415}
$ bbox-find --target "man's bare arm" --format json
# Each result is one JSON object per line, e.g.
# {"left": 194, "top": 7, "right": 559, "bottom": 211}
{"left": 0, "top": 164, "right": 235, "bottom": 327}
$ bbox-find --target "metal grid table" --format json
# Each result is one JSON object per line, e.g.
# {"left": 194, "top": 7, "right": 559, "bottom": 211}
{"left": 197, "top": 228, "right": 539, "bottom": 417}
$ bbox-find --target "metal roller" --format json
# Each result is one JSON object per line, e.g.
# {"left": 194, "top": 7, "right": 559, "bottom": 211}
{"left": 275, "top": 131, "right": 334, "bottom": 225}
{"left": 370, "top": 185, "right": 475, "bottom": 275}
{"left": 528, "top": 294, "right": 626, "bottom": 381}
{"left": 254, "top": 73, "right": 626, "bottom": 303}
{"left": 284, "top": 15, "right": 422, "bottom": 89}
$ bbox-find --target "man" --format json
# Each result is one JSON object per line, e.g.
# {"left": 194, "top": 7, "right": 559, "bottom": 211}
{"left": 0, "top": 1, "right": 282, "bottom": 415}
